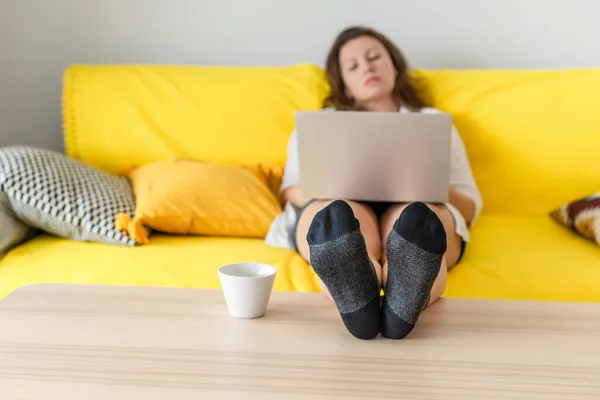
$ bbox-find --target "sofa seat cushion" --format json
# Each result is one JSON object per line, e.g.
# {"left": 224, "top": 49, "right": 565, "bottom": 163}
{"left": 448, "top": 215, "right": 600, "bottom": 302}
{"left": 0, "top": 234, "right": 320, "bottom": 299}
{"left": 1, "top": 215, "right": 599, "bottom": 302}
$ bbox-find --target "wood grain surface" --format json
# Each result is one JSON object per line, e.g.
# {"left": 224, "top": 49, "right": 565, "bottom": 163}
{"left": 0, "top": 284, "right": 599, "bottom": 399}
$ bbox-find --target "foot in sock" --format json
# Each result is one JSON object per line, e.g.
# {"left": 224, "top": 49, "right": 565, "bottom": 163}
{"left": 307, "top": 200, "right": 381, "bottom": 340}
{"left": 382, "top": 202, "right": 447, "bottom": 339}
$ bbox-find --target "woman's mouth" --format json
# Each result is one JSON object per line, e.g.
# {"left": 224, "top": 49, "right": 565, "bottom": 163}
{"left": 365, "top": 76, "right": 380, "bottom": 86}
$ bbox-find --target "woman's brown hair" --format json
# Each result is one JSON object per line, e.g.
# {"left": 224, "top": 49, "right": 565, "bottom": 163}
{"left": 323, "top": 26, "right": 427, "bottom": 111}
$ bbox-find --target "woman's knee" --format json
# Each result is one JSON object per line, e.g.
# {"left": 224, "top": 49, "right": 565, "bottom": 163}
{"left": 425, "top": 204, "right": 462, "bottom": 267}
{"left": 337, "top": 200, "right": 381, "bottom": 258}
{"left": 296, "top": 199, "right": 381, "bottom": 261}
{"left": 380, "top": 202, "right": 462, "bottom": 267}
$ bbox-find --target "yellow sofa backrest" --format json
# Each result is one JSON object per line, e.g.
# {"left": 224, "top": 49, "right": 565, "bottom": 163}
{"left": 63, "top": 64, "right": 329, "bottom": 175}
{"left": 64, "top": 65, "right": 600, "bottom": 217}
{"left": 418, "top": 68, "right": 600, "bottom": 216}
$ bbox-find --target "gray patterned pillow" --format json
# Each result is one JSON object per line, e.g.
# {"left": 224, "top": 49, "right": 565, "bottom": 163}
{"left": 0, "top": 191, "right": 36, "bottom": 257}
{"left": 0, "top": 146, "right": 138, "bottom": 246}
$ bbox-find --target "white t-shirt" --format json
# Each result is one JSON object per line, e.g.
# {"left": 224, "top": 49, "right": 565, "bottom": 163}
{"left": 265, "top": 107, "right": 482, "bottom": 250}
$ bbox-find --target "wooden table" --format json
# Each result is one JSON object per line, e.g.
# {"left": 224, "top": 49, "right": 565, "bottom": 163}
{"left": 0, "top": 284, "right": 599, "bottom": 399}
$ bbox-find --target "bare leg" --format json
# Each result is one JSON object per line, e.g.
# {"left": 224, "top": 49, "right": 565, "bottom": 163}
{"left": 380, "top": 203, "right": 462, "bottom": 304}
{"left": 296, "top": 200, "right": 382, "bottom": 301}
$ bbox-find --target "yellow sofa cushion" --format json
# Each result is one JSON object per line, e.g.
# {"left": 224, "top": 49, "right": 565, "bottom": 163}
{"left": 63, "top": 65, "right": 600, "bottom": 219}
{"left": 63, "top": 64, "right": 329, "bottom": 175}
{"left": 125, "top": 159, "right": 281, "bottom": 239}
{"left": 417, "top": 68, "right": 600, "bottom": 216}
{"left": 448, "top": 215, "right": 600, "bottom": 302}
{"left": 1, "top": 214, "right": 599, "bottom": 301}
{"left": 0, "top": 234, "right": 320, "bottom": 299}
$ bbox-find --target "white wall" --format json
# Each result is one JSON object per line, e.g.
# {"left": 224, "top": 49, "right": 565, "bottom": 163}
{"left": 1, "top": 0, "right": 599, "bottom": 152}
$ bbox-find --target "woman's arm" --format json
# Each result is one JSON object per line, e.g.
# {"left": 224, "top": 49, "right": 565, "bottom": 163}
{"left": 448, "top": 124, "right": 482, "bottom": 227}
{"left": 449, "top": 186, "right": 476, "bottom": 226}
{"left": 279, "top": 130, "right": 310, "bottom": 208}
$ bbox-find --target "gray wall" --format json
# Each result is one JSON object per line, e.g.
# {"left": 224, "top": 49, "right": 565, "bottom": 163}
{"left": 1, "top": 0, "right": 599, "bottom": 152}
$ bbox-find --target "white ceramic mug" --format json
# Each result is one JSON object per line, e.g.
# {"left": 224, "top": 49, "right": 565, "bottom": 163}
{"left": 218, "top": 262, "right": 277, "bottom": 319}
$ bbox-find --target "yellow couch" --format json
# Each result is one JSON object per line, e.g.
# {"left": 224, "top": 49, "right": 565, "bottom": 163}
{"left": 1, "top": 65, "right": 599, "bottom": 301}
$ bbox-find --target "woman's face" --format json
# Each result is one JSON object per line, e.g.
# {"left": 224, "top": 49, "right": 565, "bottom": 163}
{"left": 339, "top": 35, "right": 397, "bottom": 107}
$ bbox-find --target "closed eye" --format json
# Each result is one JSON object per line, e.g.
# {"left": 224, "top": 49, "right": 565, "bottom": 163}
{"left": 367, "top": 54, "right": 381, "bottom": 61}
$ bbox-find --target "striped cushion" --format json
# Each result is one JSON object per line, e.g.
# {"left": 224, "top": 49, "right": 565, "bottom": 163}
{"left": 0, "top": 190, "right": 35, "bottom": 256}
{"left": 550, "top": 191, "right": 600, "bottom": 245}
{"left": 0, "top": 146, "right": 137, "bottom": 246}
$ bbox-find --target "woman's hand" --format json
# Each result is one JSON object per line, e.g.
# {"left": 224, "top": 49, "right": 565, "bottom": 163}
{"left": 448, "top": 186, "right": 476, "bottom": 226}
{"left": 281, "top": 185, "right": 310, "bottom": 209}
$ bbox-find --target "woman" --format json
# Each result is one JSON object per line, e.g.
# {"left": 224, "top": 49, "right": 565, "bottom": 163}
{"left": 277, "top": 26, "right": 482, "bottom": 340}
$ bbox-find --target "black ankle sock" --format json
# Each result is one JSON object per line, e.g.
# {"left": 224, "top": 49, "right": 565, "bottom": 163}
{"left": 382, "top": 202, "right": 446, "bottom": 339}
{"left": 307, "top": 200, "right": 381, "bottom": 340}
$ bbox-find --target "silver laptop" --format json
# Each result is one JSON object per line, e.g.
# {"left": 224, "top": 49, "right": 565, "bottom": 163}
{"left": 295, "top": 110, "right": 452, "bottom": 203}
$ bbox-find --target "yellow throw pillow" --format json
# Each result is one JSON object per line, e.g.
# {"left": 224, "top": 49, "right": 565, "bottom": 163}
{"left": 121, "top": 159, "right": 282, "bottom": 241}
